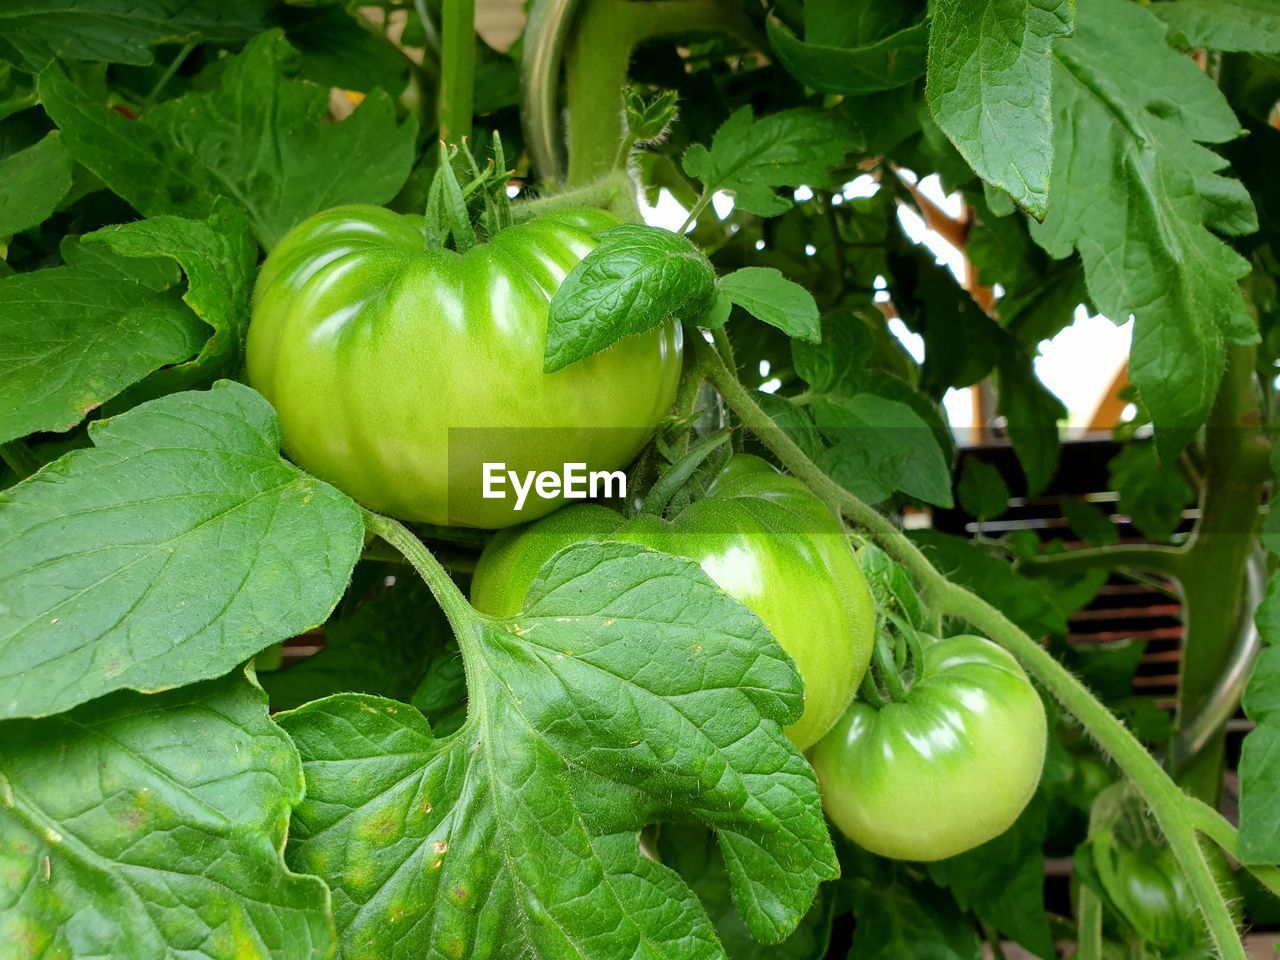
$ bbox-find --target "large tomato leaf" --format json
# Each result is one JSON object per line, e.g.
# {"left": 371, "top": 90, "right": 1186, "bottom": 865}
{"left": 926, "top": 0, "right": 1075, "bottom": 219}
{"left": 1150, "top": 0, "right": 1280, "bottom": 52}
{"left": 0, "top": 668, "right": 335, "bottom": 959}
{"left": 1030, "top": 0, "right": 1257, "bottom": 458}
{"left": 0, "top": 0, "right": 269, "bottom": 70}
{"left": 279, "top": 541, "right": 837, "bottom": 959}
{"left": 81, "top": 199, "right": 259, "bottom": 401}
{"left": 0, "top": 381, "right": 363, "bottom": 719}
{"left": 0, "top": 131, "right": 72, "bottom": 236}
{"left": 766, "top": 3, "right": 928, "bottom": 96}
{"left": 38, "top": 30, "right": 418, "bottom": 248}
{"left": 0, "top": 263, "right": 204, "bottom": 445}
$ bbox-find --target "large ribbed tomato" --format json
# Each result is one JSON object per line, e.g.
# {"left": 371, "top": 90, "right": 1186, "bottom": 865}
{"left": 469, "top": 455, "right": 876, "bottom": 749}
{"left": 246, "top": 205, "right": 682, "bottom": 527}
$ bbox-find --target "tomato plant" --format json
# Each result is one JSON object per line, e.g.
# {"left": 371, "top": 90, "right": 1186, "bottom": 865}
{"left": 2, "top": 1, "right": 1280, "bottom": 958}
{"left": 248, "top": 204, "right": 682, "bottom": 527}
{"left": 471, "top": 454, "right": 876, "bottom": 749}
{"left": 811, "top": 633, "right": 1047, "bottom": 861}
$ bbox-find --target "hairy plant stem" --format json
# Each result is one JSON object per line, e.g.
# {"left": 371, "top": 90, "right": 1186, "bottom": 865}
{"left": 1074, "top": 883, "right": 1105, "bottom": 960}
{"left": 141, "top": 41, "right": 196, "bottom": 112}
{"left": 510, "top": 171, "right": 641, "bottom": 224}
{"left": 438, "top": 0, "right": 476, "bottom": 142}
{"left": 563, "top": 0, "right": 760, "bottom": 186}
{"left": 362, "top": 511, "right": 483, "bottom": 697}
{"left": 691, "top": 334, "right": 1249, "bottom": 959}
{"left": 1020, "top": 544, "right": 1189, "bottom": 578}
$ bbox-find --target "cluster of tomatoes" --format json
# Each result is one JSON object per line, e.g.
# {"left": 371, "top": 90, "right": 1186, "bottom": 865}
{"left": 247, "top": 203, "right": 1046, "bottom": 862}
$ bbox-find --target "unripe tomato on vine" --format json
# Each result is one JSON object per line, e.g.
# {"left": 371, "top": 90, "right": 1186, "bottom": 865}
{"left": 811, "top": 631, "right": 1047, "bottom": 861}
{"left": 470, "top": 454, "right": 876, "bottom": 750}
{"left": 247, "top": 204, "right": 682, "bottom": 528}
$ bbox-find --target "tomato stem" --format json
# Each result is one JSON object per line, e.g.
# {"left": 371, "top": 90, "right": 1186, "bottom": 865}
{"left": 438, "top": 0, "right": 475, "bottom": 143}
{"left": 871, "top": 633, "right": 908, "bottom": 703}
{"left": 361, "top": 510, "right": 484, "bottom": 714}
{"left": 560, "top": 0, "right": 762, "bottom": 186}
{"left": 510, "top": 172, "right": 641, "bottom": 224}
{"left": 638, "top": 430, "right": 728, "bottom": 517}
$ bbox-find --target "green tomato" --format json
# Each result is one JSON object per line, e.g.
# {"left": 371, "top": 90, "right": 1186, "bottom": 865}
{"left": 811, "top": 634, "right": 1047, "bottom": 861}
{"left": 246, "top": 205, "right": 682, "bottom": 528}
{"left": 1096, "top": 841, "right": 1199, "bottom": 952}
{"left": 1087, "top": 782, "right": 1222, "bottom": 954}
{"left": 470, "top": 455, "right": 875, "bottom": 749}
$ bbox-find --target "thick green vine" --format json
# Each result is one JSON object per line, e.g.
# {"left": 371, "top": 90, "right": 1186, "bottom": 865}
{"left": 439, "top": 0, "right": 476, "bottom": 142}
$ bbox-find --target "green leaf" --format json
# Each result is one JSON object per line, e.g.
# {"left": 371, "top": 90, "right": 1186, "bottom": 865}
{"left": 928, "top": 794, "right": 1054, "bottom": 958}
{"left": 0, "top": 1, "right": 269, "bottom": 70}
{"left": 901, "top": 254, "right": 1005, "bottom": 396}
{"left": 996, "top": 350, "right": 1066, "bottom": 495}
{"left": 957, "top": 458, "right": 1010, "bottom": 521}
{"left": 792, "top": 311, "right": 873, "bottom": 395}
{"left": 283, "top": 5, "right": 410, "bottom": 94}
{"left": 717, "top": 267, "right": 820, "bottom": 343}
{"left": 0, "top": 63, "right": 37, "bottom": 122}
{"left": 0, "top": 130, "right": 72, "bottom": 236}
{"left": 1066, "top": 639, "right": 1147, "bottom": 704}
{"left": 1031, "top": 0, "right": 1257, "bottom": 457}
{"left": 0, "top": 668, "right": 335, "bottom": 959}
{"left": 0, "top": 260, "right": 205, "bottom": 445}
{"left": 1240, "top": 572, "right": 1280, "bottom": 863}
{"left": 59, "top": 233, "right": 181, "bottom": 289}
{"left": 795, "top": 311, "right": 955, "bottom": 456}
{"left": 847, "top": 864, "right": 983, "bottom": 960}
{"left": 702, "top": 288, "right": 733, "bottom": 330}
{"left": 926, "top": 0, "right": 1074, "bottom": 219}
{"left": 262, "top": 576, "right": 454, "bottom": 712}
{"left": 913, "top": 529, "right": 1068, "bottom": 637}
{"left": 1150, "top": 0, "right": 1280, "bottom": 53}
{"left": 39, "top": 31, "right": 418, "bottom": 248}
{"left": 755, "top": 393, "right": 826, "bottom": 465}
{"left": 658, "top": 823, "right": 836, "bottom": 959}
{"left": 811, "top": 393, "right": 954, "bottom": 507}
{"left": 0, "top": 381, "right": 363, "bottom": 719}
{"left": 280, "top": 541, "right": 837, "bottom": 956}
{"left": 1060, "top": 498, "right": 1119, "bottom": 547}
{"left": 545, "top": 224, "right": 715, "bottom": 372}
{"left": 682, "top": 107, "right": 862, "bottom": 218}
{"left": 766, "top": 9, "right": 928, "bottom": 95}
{"left": 36, "top": 62, "right": 219, "bottom": 222}
{"left": 83, "top": 199, "right": 259, "bottom": 399}
{"left": 1108, "top": 442, "right": 1194, "bottom": 541}
{"left": 967, "top": 194, "right": 1089, "bottom": 346}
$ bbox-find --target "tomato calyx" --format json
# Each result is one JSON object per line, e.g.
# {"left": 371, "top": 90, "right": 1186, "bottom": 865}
{"left": 850, "top": 543, "right": 940, "bottom": 708}
{"left": 859, "top": 612, "right": 929, "bottom": 708}
{"left": 635, "top": 428, "right": 732, "bottom": 519}
{"left": 424, "top": 133, "right": 515, "bottom": 252}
